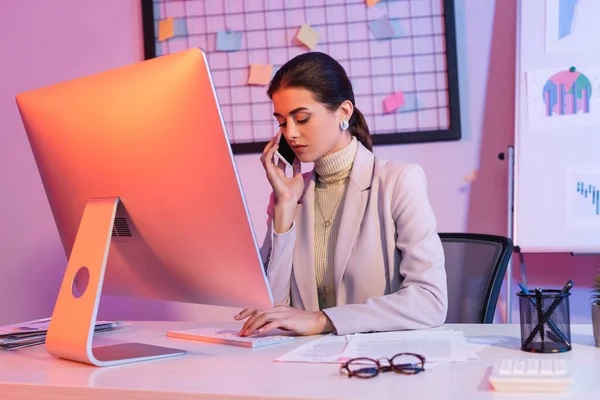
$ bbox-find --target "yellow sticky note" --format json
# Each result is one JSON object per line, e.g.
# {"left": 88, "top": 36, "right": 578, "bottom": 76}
{"left": 158, "top": 17, "right": 175, "bottom": 42}
{"left": 366, "top": 0, "right": 381, "bottom": 7}
{"left": 248, "top": 64, "right": 274, "bottom": 86}
{"left": 296, "top": 24, "right": 319, "bottom": 50}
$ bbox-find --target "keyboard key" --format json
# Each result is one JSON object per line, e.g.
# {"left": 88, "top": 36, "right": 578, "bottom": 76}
{"left": 554, "top": 359, "right": 567, "bottom": 375}
{"left": 526, "top": 359, "right": 540, "bottom": 375}
{"left": 166, "top": 328, "right": 296, "bottom": 348}
{"left": 512, "top": 360, "right": 526, "bottom": 375}
{"left": 540, "top": 359, "right": 554, "bottom": 375}
{"left": 499, "top": 359, "right": 513, "bottom": 375}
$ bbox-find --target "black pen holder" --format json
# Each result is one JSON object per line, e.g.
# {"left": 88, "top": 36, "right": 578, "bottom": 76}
{"left": 517, "top": 289, "right": 572, "bottom": 353}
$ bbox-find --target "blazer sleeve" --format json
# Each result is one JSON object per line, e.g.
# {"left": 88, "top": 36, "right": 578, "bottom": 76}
{"left": 259, "top": 192, "right": 296, "bottom": 306}
{"left": 322, "top": 164, "right": 448, "bottom": 335}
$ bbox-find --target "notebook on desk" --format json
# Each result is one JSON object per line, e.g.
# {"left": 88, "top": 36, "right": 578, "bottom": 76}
{"left": 0, "top": 318, "right": 122, "bottom": 350}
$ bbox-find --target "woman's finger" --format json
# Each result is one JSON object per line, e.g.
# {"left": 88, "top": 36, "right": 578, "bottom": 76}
{"left": 243, "top": 313, "right": 278, "bottom": 336}
{"left": 234, "top": 309, "right": 255, "bottom": 321}
{"left": 260, "top": 132, "right": 280, "bottom": 165}
{"left": 238, "top": 311, "right": 265, "bottom": 336}
{"left": 257, "top": 320, "right": 282, "bottom": 334}
{"left": 263, "top": 143, "right": 280, "bottom": 176}
{"left": 277, "top": 158, "right": 286, "bottom": 173}
{"left": 264, "top": 133, "right": 281, "bottom": 167}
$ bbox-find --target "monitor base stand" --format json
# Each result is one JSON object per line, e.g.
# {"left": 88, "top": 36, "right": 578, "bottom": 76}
{"left": 45, "top": 197, "right": 186, "bottom": 367}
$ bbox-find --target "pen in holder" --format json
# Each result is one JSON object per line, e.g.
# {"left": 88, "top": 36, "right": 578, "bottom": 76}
{"left": 517, "top": 280, "right": 573, "bottom": 353}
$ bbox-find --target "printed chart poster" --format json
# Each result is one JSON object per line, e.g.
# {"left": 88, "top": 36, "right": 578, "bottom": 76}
{"left": 527, "top": 66, "right": 600, "bottom": 131}
{"left": 546, "top": 0, "right": 600, "bottom": 53}
{"left": 566, "top": 166, "right": 600, "bottom": 231}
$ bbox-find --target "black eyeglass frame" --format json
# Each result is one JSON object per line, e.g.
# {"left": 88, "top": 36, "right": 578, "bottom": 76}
{"left": 339, "top": 353, "right": 426, "bottom": 379}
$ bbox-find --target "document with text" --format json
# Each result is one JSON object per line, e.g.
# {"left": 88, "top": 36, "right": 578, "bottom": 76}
{"left": 275, "top": 330, "right": 472, "bottom": 364}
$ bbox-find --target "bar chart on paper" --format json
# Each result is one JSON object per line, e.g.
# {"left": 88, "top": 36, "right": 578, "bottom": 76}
{"left": 542, "top": 69, "right": 591, "bottom": 117}
{"left": 567, "top": 166, "right": 600, "bottom": 230}
{"left": 526, "top": 66, "right": 600, "bottom": 131}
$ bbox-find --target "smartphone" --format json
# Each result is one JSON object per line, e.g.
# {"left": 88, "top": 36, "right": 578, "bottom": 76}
{"left": 275, "top": 134, "right": 295, "bottom": 168}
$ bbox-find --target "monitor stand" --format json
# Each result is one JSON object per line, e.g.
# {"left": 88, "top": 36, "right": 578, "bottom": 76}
{"left": 45, "top": 197, "right": 186, "bottom": 367}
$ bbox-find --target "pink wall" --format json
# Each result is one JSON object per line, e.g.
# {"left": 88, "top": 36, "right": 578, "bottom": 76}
{"left": 0, "top": 0, "right": 144, "bottom": 324}
{"left": 0, "top": 0, "right": 597, "bottom": 325}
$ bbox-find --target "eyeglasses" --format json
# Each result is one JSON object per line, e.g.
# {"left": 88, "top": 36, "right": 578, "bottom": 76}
{"left": 339, "top": 353, "right": 426, "bottom": 379}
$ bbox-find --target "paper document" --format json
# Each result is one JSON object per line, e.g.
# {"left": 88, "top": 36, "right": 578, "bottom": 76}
{"left": 546, "top": 0, "right": 600, "bottom": 53}
{"left": 0, "top": 317, "right": 118, "bottom": 337}
{"left": 342, "top": 330, "right": 469, "bottom": 363}
{"left": 275, "top": 334, "right": 352, "bottom": 363}
{"left": 0, "top": 317, "right": 52, "bottom": 337}
{"left": 276, "top": 330, "right": 472, "bottom": 364}
{"left": 0, "top": 318, "right": 122, "bottom": 350}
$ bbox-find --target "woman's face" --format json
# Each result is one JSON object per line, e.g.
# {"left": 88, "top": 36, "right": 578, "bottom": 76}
{"left": 271, "top": 87, "right": 352, "bottom": 163}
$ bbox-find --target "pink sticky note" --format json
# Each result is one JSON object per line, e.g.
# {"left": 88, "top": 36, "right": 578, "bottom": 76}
{"left": 248, "top": 64, "right": 274, "bottom": 86}
{"left": 383, "top": 90, "right": 406, "bottom": 113}
{"left": 296, "top": 24, "right": 319, "bottom": 50}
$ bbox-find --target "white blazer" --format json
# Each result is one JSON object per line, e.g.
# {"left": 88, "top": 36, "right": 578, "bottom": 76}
{"left": 259, "top": 141, "right": 448, "bottom": 335}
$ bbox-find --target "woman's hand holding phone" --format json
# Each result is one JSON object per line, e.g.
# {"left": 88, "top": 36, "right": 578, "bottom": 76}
{"left": 260, "top": 132, "right": 304, "bottom": 233}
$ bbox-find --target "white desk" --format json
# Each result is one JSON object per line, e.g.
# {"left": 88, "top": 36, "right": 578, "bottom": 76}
{"left": 1, "top": 319, "right": 599, "bottom": 400}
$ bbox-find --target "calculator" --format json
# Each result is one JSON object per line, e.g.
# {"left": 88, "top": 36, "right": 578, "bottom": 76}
{"left": 488, "top": 358, "right": 572, "bottom": 393}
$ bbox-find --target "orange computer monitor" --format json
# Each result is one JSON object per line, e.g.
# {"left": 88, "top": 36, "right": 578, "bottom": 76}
{"left": 15, "top": 49, "right": 274, "bottom": 366}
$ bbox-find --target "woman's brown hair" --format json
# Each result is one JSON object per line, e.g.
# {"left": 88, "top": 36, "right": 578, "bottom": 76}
{"left": 267, "top": 52, "right": 372, "bottom": 151}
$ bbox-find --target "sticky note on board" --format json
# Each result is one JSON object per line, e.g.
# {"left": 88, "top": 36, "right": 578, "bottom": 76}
{"left": 216, "top": 30, "right": 242, "bottom": 51}
{"left": 389, "top": 19, "right": 406, "bottom": 37}
{"left": 296, "top": 24, "right": 319, "bottom": 50}
{"left": 248, "top": 64, "right": 274, "bottom": 86}
{"left": 272, "top": 65, "right": 281, "bottom": 78}
{"left": 400, "top": 93, "right": 423, "bottom": 112}
{"left": 383, "top": 90, "right": 406, "bottom": 113}
{"left": 173, "top": 18, "right": 188, "bottom": 36}
{"left": 158, "top": 17, "right": 175, "bottom": 42}
{"left": 368, "top": 16, "right": 396, "bottom": 40}
{"left": 366, "top": 0, "right": 381, "bottom": 7}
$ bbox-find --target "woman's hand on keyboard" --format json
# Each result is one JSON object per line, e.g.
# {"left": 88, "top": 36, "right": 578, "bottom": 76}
{"left": 234, "top": 304, "right": 334, "bottom": 337}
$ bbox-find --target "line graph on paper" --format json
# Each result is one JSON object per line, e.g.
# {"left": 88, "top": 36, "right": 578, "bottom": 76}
{"left": 567, "top": 166, "right": 600, "bottom": 230}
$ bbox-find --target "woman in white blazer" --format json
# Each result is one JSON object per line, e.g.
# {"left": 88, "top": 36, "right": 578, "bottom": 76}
{"left": 235, "top": 52, "right": 448, "bottom": 336}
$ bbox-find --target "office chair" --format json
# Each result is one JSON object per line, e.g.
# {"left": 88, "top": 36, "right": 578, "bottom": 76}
{"left": 439, "top": 233, "right": 513, "bottom": 323}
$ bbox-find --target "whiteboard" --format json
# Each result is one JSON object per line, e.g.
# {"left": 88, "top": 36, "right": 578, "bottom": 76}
{"left": 142, "top": 0, "right": 461, "bottom": 153}
{"left": 514, "top": 0, "right": 600, "bottom": 253}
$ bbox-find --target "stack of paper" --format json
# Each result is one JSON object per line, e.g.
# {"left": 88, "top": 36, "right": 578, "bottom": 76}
{"left": 0, "top": 318, "right": 121, "bottom": 350}
{"left": 276, "top": 330, "right": 488, "bottom": 369}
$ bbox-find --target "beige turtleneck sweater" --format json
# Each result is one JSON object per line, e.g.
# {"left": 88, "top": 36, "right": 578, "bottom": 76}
{"left": 313, "top": 136, "right": 358, "bottom": 310}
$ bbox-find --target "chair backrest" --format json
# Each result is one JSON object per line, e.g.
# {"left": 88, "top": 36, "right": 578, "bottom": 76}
{"left": 439, "top": 233, "right": 513, "bottom": 323}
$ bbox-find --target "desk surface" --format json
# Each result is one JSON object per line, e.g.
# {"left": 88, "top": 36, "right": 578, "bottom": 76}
{"left": 1, "top": 316, "right": 599, "bottom": 400}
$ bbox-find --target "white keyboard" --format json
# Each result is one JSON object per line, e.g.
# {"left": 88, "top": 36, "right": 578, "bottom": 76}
{"left": 489, "top": 358, "right": 572, "bottom": 393}
{"left": 166, "top": 328, "right": 296, "bottom": 348}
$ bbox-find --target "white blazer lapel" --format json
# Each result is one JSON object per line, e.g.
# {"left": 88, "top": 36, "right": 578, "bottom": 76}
{"left": 333, "top": 143, "right": 374, "bottom": 298}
